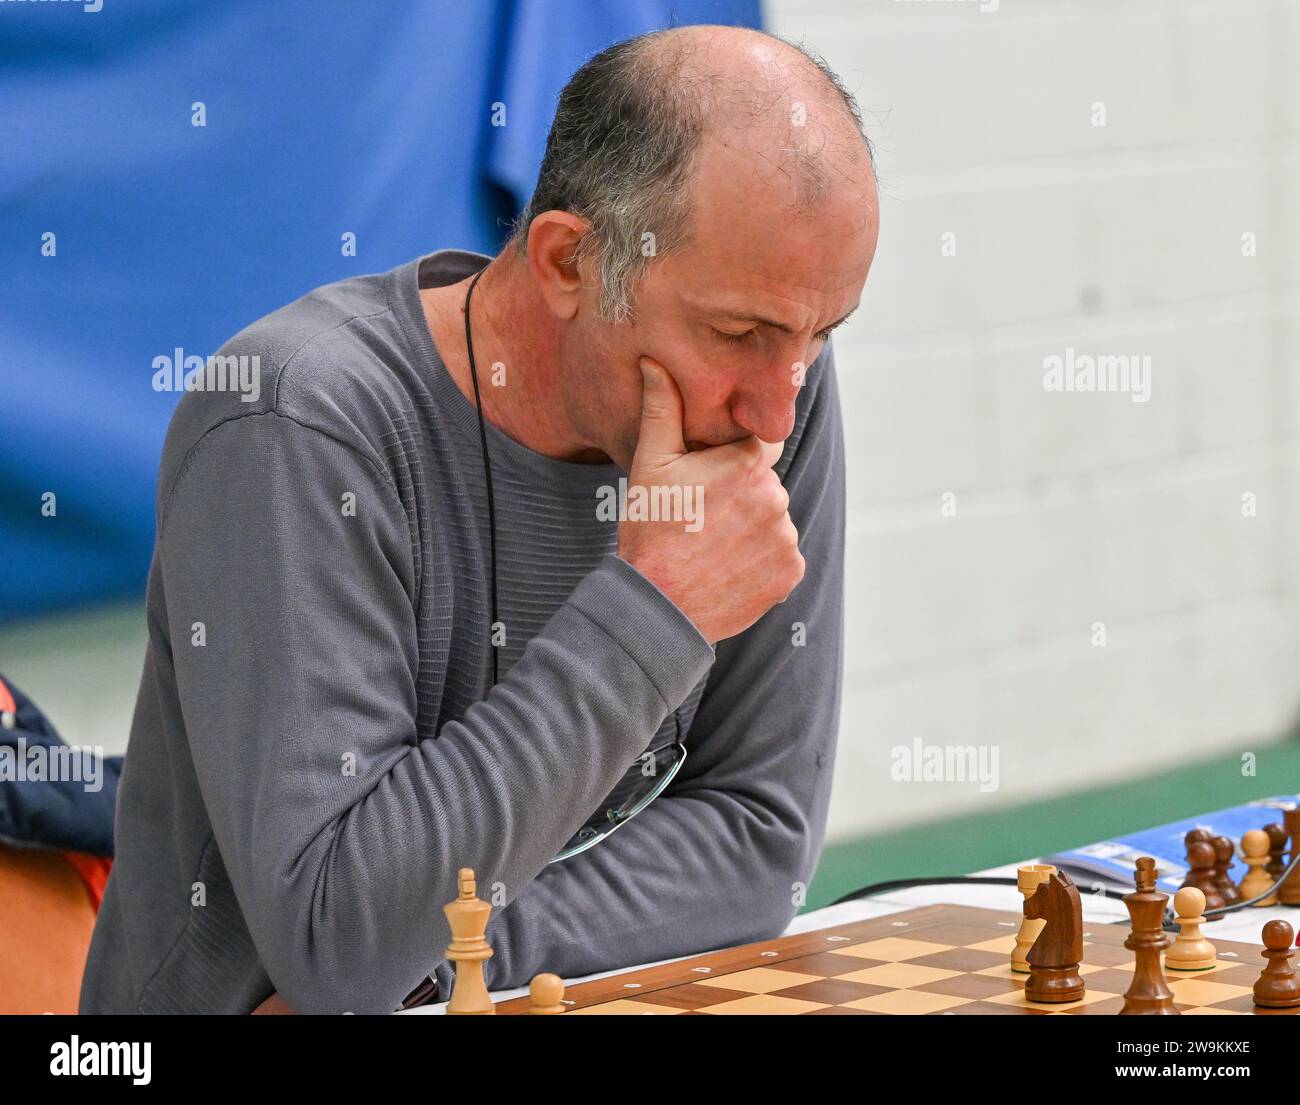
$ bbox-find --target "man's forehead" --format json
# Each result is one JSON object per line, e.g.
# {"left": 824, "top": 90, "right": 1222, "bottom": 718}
{"left": 685, "top": 143, "right": 876, "bottom": 258}
{"left": 652, "top": 129, "right": 877, "bottom": 327}
{"left": 667, "top": 213, "right": 875, "bottom": 327}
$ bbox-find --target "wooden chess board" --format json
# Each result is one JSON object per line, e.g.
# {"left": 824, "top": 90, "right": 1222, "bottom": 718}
{"left": 494, "top": 903, "right": 1296, "bottom": 1015}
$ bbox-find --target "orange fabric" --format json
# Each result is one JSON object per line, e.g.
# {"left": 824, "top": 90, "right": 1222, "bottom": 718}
{"left": 0, "top": 678, "right": 15, "bottom": 716}
{"left": 62, "top": 851, "right": 114, "bottom": 912}
{"left": 0, "top": 841, "right": 97, "bottom": 1013}
{"left": 251, "top": 991, "right": 298, "bottom": 1015}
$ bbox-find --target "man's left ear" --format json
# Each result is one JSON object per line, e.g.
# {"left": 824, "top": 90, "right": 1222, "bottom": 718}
{"left": 525, "top": 212, "right": 589, "bottom": 321}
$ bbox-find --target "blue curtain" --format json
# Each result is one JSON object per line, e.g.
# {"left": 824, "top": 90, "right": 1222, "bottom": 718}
{"left": 0, "top": 0, "right": 760, "bottom": 622}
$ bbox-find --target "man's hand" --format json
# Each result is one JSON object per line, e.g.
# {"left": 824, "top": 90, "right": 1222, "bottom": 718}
{"left": 617, "top": 357, "right": 805, "bottom": 646}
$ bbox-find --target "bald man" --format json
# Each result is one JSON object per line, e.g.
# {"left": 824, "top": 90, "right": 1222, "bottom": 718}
{"left": 80, "top": 25, "right": 879, "bottom": 1014}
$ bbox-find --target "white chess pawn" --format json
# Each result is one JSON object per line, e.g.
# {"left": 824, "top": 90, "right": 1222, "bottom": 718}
{"left": 528, "top": 973, "right": 566, "bottom": 1015}
{"left": 1165, "top": 886, "right": 1217, "bottom": 972}
{"left": 1238, "top": 828, "right": 1277, "bottom": 906}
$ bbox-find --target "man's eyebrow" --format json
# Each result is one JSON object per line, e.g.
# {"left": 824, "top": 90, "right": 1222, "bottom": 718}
{"left": 709, "top": 304, "right": 860, "bottom": 334}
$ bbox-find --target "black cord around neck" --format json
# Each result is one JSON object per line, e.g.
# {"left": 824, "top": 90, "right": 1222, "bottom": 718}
{"left": 464, "top": 266, "right": 498, "bottom": 687}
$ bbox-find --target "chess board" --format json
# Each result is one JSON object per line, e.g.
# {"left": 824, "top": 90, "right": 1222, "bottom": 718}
{"left": 494, "top": 903, "right": 1296, "bottom": 1015}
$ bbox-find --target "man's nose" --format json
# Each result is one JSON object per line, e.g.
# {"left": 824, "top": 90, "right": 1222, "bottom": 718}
{"left": 730, "top": 367, "right": 801, "bottom": 445}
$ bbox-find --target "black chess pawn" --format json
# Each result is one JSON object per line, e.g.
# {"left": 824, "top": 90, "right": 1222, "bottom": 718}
{"left": 1264, "top": 823, "right": 1288, "bottom": 883}
{"left": 1182, "top": 840, "right": 1226, "bottom": 921}
{"left": 1281, "top": 809, "right": 1300, "bottom": 906}
{"left": 1212, "top": 835, "right": 1240, "bottom": 905}
{"left": 1254, "top": 920, "right": 1300, "bottom": 1008}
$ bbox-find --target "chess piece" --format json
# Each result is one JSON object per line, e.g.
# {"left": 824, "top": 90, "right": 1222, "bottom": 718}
{"left": 1182, "top": 841, "right": 1226, "bottom": 920}
{"left": 1253, "top": 920, "right": 1300, "bottom": 1008}
{"left": 1023, "top": 869, "right": 1085, "bottom": 1003}
{"left": 1181, "top": 827, "right": 1213, "bottom": 869}
{"left": 528, "top": 973, "right": 566, "bottom": 1014}
{"left": 1012, "top": 864, "right": 1056, "bottom": 973}
{"left": 1265, "top": 822, "right": 1288, "bottom": 883}
{"left": 443, "top": 867, "right": 496, "bottom": 1015}
{"left": 1239, "top": 829, "right": 1276, "bottom": 905}
{"left": 1212, "top": 835, "right": 1240, "bottom": 905}
{"left": 1279, "top": 808, "right": 1300, "bottom": 906}
{"left": 1120, "top": 856, "right": 1179, "bottom": 1014}
{"left": 1165, "top": 887, "right": 1217, "bottom": 971}
{"left": 1180, "top": 829, "right": 1214, "bottom": 895}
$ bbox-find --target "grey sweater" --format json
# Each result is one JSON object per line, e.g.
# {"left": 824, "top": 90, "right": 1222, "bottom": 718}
{"left": 79, "top": 249, "right": 845, "bottom": 1015}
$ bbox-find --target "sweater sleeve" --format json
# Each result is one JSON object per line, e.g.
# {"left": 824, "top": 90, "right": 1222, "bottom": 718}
{"left": 158, "top": 410, "right": 715, "bottom": 1013}
{"left": 481, "top": 344, "right": 846, "bottom": 989}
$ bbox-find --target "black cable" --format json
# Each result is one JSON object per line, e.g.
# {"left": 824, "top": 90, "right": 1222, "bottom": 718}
{"left": 830, "top": 857, "right": 1300, "bottom": 933}
{"left": 831, "top": 875, "right": 1018, "bottom": 905}
{"left": 463, "top": 265, "right": 498, "bottom": 688}
{"left": 462, "top": 264, "right": 687, "bottom": 867}
{"left": 1162, "top": 850, "right": 1300, "bottom": 930}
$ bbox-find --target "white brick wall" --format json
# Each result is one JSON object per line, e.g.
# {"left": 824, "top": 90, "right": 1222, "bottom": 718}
{"left": 768, "top": 0, "right": 1300, "bottom": 839}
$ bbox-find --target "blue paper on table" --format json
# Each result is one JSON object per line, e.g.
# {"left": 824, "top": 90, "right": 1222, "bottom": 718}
{"left": 1044, "top": 796, "right": 1299, "bottom": 893}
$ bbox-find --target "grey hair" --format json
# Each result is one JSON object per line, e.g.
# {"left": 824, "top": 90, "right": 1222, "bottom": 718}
{"left": 509, "top": 29, "right": 874, "bottom": 324}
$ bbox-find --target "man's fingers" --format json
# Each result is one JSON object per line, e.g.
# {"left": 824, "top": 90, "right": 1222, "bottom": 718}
{"left": 634, "top": 356, "right": 688, "bottom": 466}
{"left": 732, "top": 436, "right": 786, "bottom": 469}
{"left": 759, "top": 439, "right": 785, "bottom": 469}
